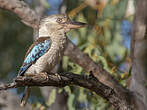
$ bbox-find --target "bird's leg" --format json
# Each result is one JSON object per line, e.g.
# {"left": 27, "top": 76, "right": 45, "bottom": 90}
{"left": 55, "top": 73, "right": 62, "bottom": 80}
{"left": 37, "top": 72, "right": 49, "bottom": 82}
{"left": 49, "top": 72, "right": 62, "bottom": 80}
{"left": 43, "top": 72, "right": 49, "bottom": 80}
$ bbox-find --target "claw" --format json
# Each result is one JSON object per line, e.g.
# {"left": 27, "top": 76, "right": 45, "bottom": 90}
{"left": 55, "top": 73, "right": 61, "bottom": 80}
{"left": 44, "top": 72, "right": 49, "bottom": 80}
{"left": 40, "top": 72, "right": 49, "bottom": 81}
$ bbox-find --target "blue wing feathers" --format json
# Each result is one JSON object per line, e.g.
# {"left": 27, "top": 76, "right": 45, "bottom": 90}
{"left": 18, "top": 38, "right": 51, "bottom": 76}
{"left": 18, "top": 64, "right": 32, "bottom": 76}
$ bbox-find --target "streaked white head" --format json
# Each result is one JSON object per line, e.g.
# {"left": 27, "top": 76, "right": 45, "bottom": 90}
{"left": 39, "top": 14, "right": 86, "bottom": 37}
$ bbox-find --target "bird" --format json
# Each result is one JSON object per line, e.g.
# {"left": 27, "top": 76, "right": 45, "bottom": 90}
{"left": 17, "top": 14, "right": 86, "bottom": 106}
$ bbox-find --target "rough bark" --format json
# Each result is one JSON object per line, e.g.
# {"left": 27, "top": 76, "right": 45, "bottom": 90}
{"left": 130, "top": 0, "right": 147, "bottom": 109}
{"left": 0, "top": 0, "right": 40, "bottom": 28}
{"left": 0, "top": 72, "right": 133, "bottom": 110}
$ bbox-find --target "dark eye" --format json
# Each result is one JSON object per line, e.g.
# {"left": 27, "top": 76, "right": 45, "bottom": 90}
{"left": 56, "top": 18, "right": 62, "bottom": 23}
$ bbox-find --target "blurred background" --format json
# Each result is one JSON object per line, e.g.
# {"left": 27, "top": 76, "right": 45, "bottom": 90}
{"left": 0, "top": 0, "right": 135, "bottom": 110}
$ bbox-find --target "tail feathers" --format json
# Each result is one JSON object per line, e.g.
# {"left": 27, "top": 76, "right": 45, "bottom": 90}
{"left": 20, "top": 86, "right": 31, "bottom": 107}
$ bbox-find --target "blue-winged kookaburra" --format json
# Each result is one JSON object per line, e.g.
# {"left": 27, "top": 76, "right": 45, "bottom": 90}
{"left": 18, "top": 14, "right": 86, "bottom": 106}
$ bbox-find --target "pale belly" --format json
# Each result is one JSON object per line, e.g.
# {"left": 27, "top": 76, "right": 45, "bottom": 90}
{"left": 26, "top": 49, "right": 62, "bottom": 74}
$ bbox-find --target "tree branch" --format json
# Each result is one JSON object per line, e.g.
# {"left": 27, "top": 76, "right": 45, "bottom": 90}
{"left": 130, "top": 0, "right": 147, "bottom": 109}
{"left": 0, "top": 0, "right": 134, "bottom": 109}
{"left": 64, "top": 39, "right": 128, "bottom": 92}
{"left": 0, "top": 73, "right": 133, "bottom": 110}
{"left": 0, "top": 0, "right": 40, "bottom": 28}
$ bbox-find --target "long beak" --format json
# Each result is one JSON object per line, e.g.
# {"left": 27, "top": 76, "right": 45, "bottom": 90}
{"left": 64, "top": 20, "right": 87, "bottom": 29}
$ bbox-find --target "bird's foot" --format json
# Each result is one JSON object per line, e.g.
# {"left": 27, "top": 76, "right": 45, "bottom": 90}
{"left": 45, "top": 72, "right": 61, "bottom": 81}
{"left": 54, "top": 73, "right": 62, "bottom": 81}
{"left": 41, "top": 72, "right": 49, "bottom": 81}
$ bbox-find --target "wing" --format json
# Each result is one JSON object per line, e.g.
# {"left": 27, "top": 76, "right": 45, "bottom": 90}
{"left": 18, "top": 37, "right": 51, "bottom": 76}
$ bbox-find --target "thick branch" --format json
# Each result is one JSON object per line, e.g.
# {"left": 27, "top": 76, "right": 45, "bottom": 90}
{"left": 64, "top": 40, "right": 131, "bottom": 97}
{"left": 0, "top": 0, "right": 40, "bottom": 28}
{"left": 0, "top": 73, "right": 133, "bottom": 110}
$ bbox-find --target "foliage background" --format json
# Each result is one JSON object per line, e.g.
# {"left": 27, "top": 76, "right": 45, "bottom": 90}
{"left": 0, "top": 0, "right": 135, "bottom": 110}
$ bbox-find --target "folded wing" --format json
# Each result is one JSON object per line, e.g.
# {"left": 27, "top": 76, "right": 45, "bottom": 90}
{"left": 18, "top": 37, "right": 51, "bottom": 76}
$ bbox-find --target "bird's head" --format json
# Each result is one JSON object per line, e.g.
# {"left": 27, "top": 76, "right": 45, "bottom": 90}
{"left": 39, "top": 14, "right": 87, "bottom": 37}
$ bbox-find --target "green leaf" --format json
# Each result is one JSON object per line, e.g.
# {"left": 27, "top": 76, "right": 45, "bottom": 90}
{"left": 69, "top": 62, "right": 83, "bottom": 74}
{"left": 78, "top": 88, "right": 87, "bottom": 102}
{"left": 40, "top": 0, "right": 50, "bottom": 8}
{"left": 46, "top": 89, "right": 56, "bottom": 106}
{"left": 58, "top": 88, "right": 63, "bottom": 94}
{"left": 64, "top": 86, "right": 71, "bottom": 94}
{"left": 67, "top": 94, "right": 75, "bottom": 110}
